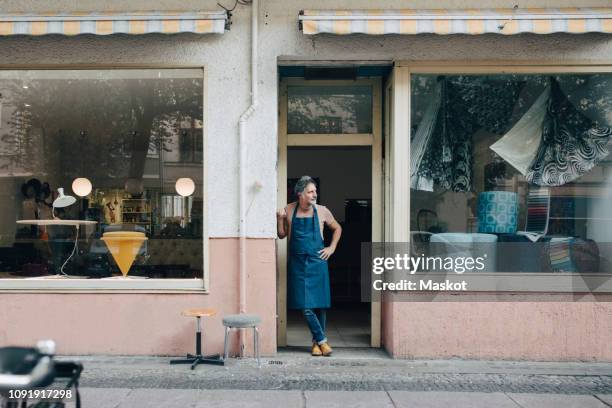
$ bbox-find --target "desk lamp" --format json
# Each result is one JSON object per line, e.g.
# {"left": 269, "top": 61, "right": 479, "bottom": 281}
{"left": 52, "top": 188, "right": 76, "bottom": 219}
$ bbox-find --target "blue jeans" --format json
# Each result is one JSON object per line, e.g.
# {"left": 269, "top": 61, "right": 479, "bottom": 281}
{"left": 303, "top": 308, "right": 327, "bottom": 344}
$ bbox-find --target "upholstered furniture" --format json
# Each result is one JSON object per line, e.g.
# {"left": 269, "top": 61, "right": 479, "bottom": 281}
{"left": 145, "top": 239, "right": 203, "bottom": 277}
{"left": 222, "top": 314, "right": 262, "bottom": 367}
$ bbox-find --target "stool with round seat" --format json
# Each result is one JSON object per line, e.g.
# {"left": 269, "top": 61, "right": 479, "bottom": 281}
{"left": 222, "top": 314, "right": 262, "bottom": 366}
{"left": 170, "top": 308, "right": 224, "bottom": 369}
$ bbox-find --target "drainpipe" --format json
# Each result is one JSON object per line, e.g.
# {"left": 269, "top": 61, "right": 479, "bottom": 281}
{"left": 238, "top": 0, "right": 258, "bottom": 355}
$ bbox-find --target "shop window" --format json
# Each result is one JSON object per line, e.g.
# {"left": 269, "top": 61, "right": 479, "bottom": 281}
{"left": 287, "top": 85, "right": 373, "bottom": 134}
{"left": 0, "top": 68, "right": 205, "bottom": 280}
{"left": 410, "top": 73, "right": 612, "bottom": 274}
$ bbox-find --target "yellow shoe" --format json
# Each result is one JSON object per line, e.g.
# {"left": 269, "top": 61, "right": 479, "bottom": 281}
{"left": 311, "top": 342, "right": 322, "bottom": 356}
{"left": 319, "top": 342, "right": 333, "bottom": 356}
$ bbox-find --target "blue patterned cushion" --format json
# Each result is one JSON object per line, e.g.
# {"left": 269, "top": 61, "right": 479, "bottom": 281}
{"left": 477, "top": 191, "right": 518, "bottom": 234}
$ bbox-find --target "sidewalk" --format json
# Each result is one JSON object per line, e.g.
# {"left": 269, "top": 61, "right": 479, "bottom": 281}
{"left": 62, "top": 348, "right": 612, "bottom": 407}
{"left": 77, "top": 389, "right": 612, "bottom": 408}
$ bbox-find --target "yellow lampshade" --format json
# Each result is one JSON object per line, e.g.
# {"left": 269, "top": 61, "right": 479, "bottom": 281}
{"left": 101, "top": 231, "right": 147, "bottom": 277}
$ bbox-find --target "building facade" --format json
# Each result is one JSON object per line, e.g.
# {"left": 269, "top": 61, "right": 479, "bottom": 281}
{"left": 0, "top": 0, "right": 611, "bottom": 360}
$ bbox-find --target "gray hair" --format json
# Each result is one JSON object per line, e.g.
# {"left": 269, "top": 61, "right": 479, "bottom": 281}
{"left": 294, "top": 175, "right": 316, "bottom": 197}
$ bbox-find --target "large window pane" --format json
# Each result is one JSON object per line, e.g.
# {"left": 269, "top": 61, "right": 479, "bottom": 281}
{"left": 287, "top": 85, "right": 372, "bottom": 134}
{"left": 410, "top": 73, "right": 612, "bottom": 274}
{"left": 0, "top": 69, "right": 204, "bottom": 280}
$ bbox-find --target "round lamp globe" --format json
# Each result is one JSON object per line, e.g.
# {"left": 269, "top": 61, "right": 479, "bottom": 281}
{"left": 72, "top": 177, "right": 92, "bottom": 197}
{"left": 175, "top": 178, "right": 195, "bottom": 197}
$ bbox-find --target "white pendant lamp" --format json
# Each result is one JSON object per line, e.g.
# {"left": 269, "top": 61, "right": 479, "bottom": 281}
{"left": 175, "top": 178, "right": 195, "bottom": 197}
{"left": 72, "top": 177, "right": 92, "bottom": 197}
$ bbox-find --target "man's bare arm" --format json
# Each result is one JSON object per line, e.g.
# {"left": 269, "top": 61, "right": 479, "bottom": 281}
{"left": 319, "top": 219, "right": 342, "bottom": 260}
{"left": 276, "top": 208, "right": 288, "bottom": 239}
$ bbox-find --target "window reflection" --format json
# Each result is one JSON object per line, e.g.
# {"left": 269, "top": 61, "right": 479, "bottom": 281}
{"left": 0, "top": 69, "right": 204, "bottom": 279}
{"left": 287, "top": 85, "right": 373, "bottom": 134}
{"left": 410, "top": 74, "right": 612, "bottom": 274}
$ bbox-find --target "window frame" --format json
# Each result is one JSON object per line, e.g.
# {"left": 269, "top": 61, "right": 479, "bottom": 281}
{"left": 0, "top": 64, "right": 209, "bottom": 293}
{"left": 392, "top": 60, "right": 612, "bottom": 293}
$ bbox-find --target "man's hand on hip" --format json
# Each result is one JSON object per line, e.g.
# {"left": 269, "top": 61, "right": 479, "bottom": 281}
{"left": 318, "top": 246, "right": 335, "bottom": 260}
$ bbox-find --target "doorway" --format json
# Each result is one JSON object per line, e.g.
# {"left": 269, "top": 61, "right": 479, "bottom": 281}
{"left": 286, "top": 147, "right": 372, "bottom": 347}
{"left": 277, "top": 76, "right": 383, "bottom": 348}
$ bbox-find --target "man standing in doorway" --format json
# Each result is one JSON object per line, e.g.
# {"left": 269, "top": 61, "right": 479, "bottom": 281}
{"left": 277, "top": 176, "right": 342, "bottom": 356}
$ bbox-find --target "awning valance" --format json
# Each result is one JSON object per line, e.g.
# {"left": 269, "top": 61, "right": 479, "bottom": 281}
{"left": 299, "top": 8, "right": 612, "bottom": 35}
{"left": 0, "top": 11, "right": 228, "bottom": 36}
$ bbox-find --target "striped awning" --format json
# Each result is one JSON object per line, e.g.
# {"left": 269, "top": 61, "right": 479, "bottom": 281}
{"left": 299, "top": 8, "right": 612, "bottom": 35}
{"left": 0, "top": 11, "right": 228, "bottom": 36}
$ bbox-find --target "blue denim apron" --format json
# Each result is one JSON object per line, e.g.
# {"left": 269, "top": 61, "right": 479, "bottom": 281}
{"left": 287, "top": 205, "right": 331, "bottom": 310}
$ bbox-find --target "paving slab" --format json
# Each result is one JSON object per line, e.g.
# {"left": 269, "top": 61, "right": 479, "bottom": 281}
{"left": 388, "top": 391, "right": 519, "bottom": 408}
{"left": 196, "top": 390, "right": 303, "bottom": 408}
{"left": 508, "top": 393, "right": 609, "bottom": 408}
{"left": 596, "top": 394, "right": 612, "bottom": 405}
{"left": 305, "top": 391, "right": 393, "bottom": 407}
{"left": 117, "top": 388, "right": 201, "bottom": 408}
{"left": 78, "top": 388, "right": 132, "bottom": 408}
{"left": 29, "top": 389, "right": 612, "bottom": 408}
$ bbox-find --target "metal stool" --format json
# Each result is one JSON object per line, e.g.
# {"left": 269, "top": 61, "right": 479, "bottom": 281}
{"left": 170, "top": 308, "right": 224, "bottom": 369}
{"left": 222, "top": 314, "right": 262, "bottom": 366}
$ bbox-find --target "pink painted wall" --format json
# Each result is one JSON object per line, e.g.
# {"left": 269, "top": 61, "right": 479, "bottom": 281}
{"left": 5, "top": 239, "right": 612, "bottom": 362}
{"left": 0, "top": 238, "right": 277, "bottom": 357}
{"left": 385, "top": 298, "right": 612, "bottom": 361}
{"left": 381, "top": 293, "right": 394, "bottom": 356}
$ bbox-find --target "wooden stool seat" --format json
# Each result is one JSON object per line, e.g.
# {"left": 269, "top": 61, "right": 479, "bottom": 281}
{"left": 181, "top": 308, "right": 216, "bottom": 318}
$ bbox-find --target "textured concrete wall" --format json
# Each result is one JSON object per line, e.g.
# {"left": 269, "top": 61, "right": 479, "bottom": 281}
{"left": 0, "top": 0, "right": 609, "bottom": 238}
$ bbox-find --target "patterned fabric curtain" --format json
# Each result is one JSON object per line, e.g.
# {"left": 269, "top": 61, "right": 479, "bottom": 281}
{"left": 525, "top": 78, "right": 612, "bottom": 186}
{"left": 414, "top": 75, "right": 612, "bottom": 191}
{"left": 416, "top": 79, "right": 473, "bottom": 192}
{"left": 489, "top": 86, "right": 550, "bottom": 176}
{"left": 416, "top": 77, "right": 523, "bottom": 192}
{"left": 410, "top": 81, "right": 441, "bottom": 192}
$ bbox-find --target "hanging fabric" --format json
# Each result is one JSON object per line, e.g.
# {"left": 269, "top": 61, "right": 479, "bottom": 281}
{"left": 414, "top": 75, "right": 611, "bottom": 191}
{"left": 558, "top": 74, "right": 612, "bottom": 128}
{"left": 410, "top": 81, "right": 442, "bottom": 191}
{"left": 416, "top": 79, "right": 474, "bottom": 192}
{"left": 415, "top": 77, "right": 524, "bottom": 192}
{"left": 454, "top": 76, "right": 524, "bottom": 135}
{"left": 526, "top": 78, "right": 612, "bottom": 186}
{"left": 489, "top": 85, "right": 550, "bottom": 175}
